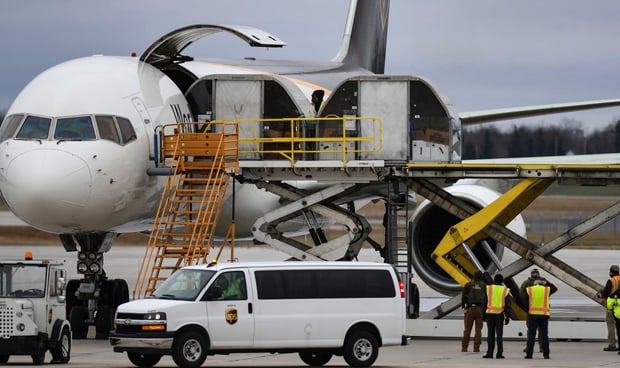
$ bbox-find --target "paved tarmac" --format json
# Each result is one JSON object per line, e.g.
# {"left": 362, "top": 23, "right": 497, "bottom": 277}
{"left": 3, "top": 245, "right": 620, "bottom": 367}
{"left": 4, "top": 337, "right": 620, "bottom": 367}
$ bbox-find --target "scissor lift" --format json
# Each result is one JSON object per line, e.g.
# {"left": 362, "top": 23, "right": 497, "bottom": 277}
{"left": 137, "top": 73, "right": 620, "bottom": 325}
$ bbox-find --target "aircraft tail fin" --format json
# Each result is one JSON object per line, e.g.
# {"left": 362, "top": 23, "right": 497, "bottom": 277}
{"left": 333, "top": 0, "right": 390, "bottom": 74}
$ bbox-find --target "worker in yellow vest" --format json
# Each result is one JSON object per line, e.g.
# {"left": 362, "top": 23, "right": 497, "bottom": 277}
{"left": 482, "top": 274, "right": 511, "bottom": 359}
{"left": 597, "top": 264, "right": 620, "bottom": 351}
{"left": 525, "top": 278, "right": 557, "bottom": 359}
{"left": 606, "top": 289, "right": 620, "bottom": 355}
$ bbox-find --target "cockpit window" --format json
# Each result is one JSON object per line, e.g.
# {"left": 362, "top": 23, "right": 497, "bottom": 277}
{"left": 95, "top": 115, "right": 121, "bottom": 144}
{"left": 55, "top": 116, "right": 96, "bottom": 140}
{"left": 0, "top": 114, "right": 24, "bottom": 142}
{"left": 117, "top": 117, "right": 137, "bottom": 144}
{"left": 16, "top": 115, "right": 51, "bottom": 140}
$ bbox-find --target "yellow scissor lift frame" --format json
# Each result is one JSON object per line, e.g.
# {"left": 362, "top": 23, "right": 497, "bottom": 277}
{"left": 133, "top": 122, "right": 239, "bottom": 299}
{"left": 405, "top": 163, "right": 620, "bottom": 319}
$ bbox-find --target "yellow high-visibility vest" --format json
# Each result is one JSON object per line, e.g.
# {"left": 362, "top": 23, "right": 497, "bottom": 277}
{"left": 609, "top": 275, "right": 620, "bottom": 294}
{"left": 527, "top": 285, "right": 551, "bottom": 316}
{"left": 486, "top": 284, "right": 509, "bottom": 314}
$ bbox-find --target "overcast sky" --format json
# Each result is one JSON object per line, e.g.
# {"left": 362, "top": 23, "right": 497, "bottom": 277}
{"left": 2, "top": 0, "right": 620, "bottom": 132}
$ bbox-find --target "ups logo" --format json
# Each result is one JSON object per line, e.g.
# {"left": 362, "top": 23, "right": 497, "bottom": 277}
{"left": 225, "top": 308, "right": 238, "bottom": 325}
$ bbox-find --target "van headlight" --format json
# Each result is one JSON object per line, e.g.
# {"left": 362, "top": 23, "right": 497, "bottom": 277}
{"left": 144, "top": 312, "right": 166, "bottom": 321}
{"left": 142, "top": 312, "right": 166, "bottom": 331}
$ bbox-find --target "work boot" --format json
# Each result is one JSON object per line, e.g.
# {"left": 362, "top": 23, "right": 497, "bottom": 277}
{"left": 482, "top": 354, "right": 493, "bottom": 359}
{"left": 604, "top": 346, "right": 617, "bottom": 351}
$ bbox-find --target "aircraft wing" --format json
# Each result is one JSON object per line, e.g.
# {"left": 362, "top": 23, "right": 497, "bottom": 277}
{"left": 460, "top": 99, "right": 620, "bottom": 125}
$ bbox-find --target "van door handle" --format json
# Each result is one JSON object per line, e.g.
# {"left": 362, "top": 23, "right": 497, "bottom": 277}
{"left": 248, "top": 302, "right": 253, "bottom": 314}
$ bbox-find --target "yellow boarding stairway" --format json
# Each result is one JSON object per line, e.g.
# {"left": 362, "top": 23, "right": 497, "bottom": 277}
{"left": 133, "top": 122, "right": 239, "bottom": 299}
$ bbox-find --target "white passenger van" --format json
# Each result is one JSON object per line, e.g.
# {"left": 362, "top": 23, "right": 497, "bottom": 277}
{"left": 110, "top": 261, "right": 406, "bottom": 368}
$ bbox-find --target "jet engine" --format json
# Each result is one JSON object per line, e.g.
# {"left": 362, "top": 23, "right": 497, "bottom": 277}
{"left": 409, "top": 183, "right": 526, "bottom": 295}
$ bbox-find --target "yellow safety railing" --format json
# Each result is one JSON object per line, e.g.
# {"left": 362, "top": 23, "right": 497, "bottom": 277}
{"left": 210, "top": 116, "right": 383, "bottom": 166}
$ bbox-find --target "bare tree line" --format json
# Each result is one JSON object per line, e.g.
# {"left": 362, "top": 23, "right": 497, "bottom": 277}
{"left": 463, "top": 118, "right": 620, "bottom": 159}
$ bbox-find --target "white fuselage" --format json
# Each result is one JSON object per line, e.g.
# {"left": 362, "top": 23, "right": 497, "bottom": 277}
{"left": 0, "top": 56, "right": 288, "bottom": 235}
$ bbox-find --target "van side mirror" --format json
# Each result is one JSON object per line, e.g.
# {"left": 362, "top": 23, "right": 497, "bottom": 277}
{"left": 57, "top": 276, "right": 66, "bottom": 292}
{"left": 206, "top": 286, "right": 223, "bottom": 300}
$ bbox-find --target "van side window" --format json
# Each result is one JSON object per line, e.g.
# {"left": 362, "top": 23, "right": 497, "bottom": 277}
{"left": 208, "top": 271, "right": 247, "bottom": 301}
{"left": 255, "top": 269, "right": 395, "bottom": 299}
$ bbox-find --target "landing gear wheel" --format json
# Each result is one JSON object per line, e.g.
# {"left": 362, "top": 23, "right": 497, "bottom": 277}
{"left": 65, "top": 279, "right": 80, "bottom": 316}
{"left": 0, "top": 355, "right": 9, "bottom": 363}
{"left": 343, "top": 330, "right": 379, "bottom": 367}
{"left": 69, "top": 305, "right": 89, "bottom": 339}
{"left": 127, "top": 352, "right": 162, "bottom": 368}
{"left": 114, "top": 279, "right": 129, "bottom": 306}
{"left": 94, "top": 305, "right": 113, "bottom": 339}
{"left": 299, "top": 351, "right": 333, "bottom": 366}
{"left": 31, "top": 344, "right": 46, "bottom": 365}
{"left": 99, "top": 279, "right": 117, "bottom": 306}
{"left": 50, "top": 326, "right": 71, "bottom": 363}
{"left": 172, "top": 330, "right": 208, "bottom": 368}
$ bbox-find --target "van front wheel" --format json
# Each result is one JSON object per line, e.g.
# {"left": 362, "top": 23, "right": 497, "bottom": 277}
{"left": 172, "top": 331, "right": 208, "bottom": 368}
{"left": 127, "top": 352, "right": 162, "bottom": 368}
{"left": 343, "top": 330, "right": 378, "bottom": 367}
{"left": 299, "top": 351, "right": 332, "bottom": 366}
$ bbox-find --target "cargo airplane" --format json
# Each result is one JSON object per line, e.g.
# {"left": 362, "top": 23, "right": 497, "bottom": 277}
{"left": 1, "top": 0, "right": 619, "bottom": 338}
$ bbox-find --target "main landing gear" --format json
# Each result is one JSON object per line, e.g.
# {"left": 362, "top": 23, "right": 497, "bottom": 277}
{"left": 60, "top": 232, "right": 129, "bottom": 339}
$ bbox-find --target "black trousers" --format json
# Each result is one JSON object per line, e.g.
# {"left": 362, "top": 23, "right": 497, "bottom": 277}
{"left": 614, "top": 314, "right": 620, "bottom": 350}
{"left": 526, "top": 316, "right": 549, "bottom": 358}
{"left": 486, "top": 313, "right": 504, "bottom": 356}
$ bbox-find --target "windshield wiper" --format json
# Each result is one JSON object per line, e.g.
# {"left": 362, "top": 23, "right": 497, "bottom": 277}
{"left": 158, "top": 294, "right": 177, "bottom": 299}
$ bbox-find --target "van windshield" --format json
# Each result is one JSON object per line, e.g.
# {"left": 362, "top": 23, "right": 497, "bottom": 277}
{"left": 151, "top": 269, "right": 215, "bottom": 301}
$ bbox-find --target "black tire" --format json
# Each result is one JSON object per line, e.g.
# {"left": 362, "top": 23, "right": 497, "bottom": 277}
{"left": 94, "top": 305, "right": 113, "bottom": 339}
{"left": 299, "top": 351, "right": 333, "bottom": 366}
{"left": 343, "top": 330, "right": 379, "bottom": 367}
{"left": 114, "top": 279, "right": 130, "bottom": 307}
{"left": 409, "top": 283, "right": 420, "bottom": 319}
{"left": 0, "top": 355, "right": 9, "bottom": 363}
{"left": 65, "top": 279, "right": 81, "bottom": 316}
{"left": 31, "top": 344, "right": 46, "bottom": 365}
{"left": 99, "top": 279, "right": 117, "bottom": 306}
{"left": 50, "top": 326, "right": 71, "bottom": 363}
{"left": 69, "top": 305, "right": 89, "bottom": 339}
{"left": 172, "top": 330, "right": 208, "bottom": 368}
{"left": 127, "top": 352, "right": 162, "bottom": 368}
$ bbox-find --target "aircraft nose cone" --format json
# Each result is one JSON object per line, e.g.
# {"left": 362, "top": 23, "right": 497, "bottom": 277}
{"left": 3, "top": 149, "right": 92, "bottom": 231}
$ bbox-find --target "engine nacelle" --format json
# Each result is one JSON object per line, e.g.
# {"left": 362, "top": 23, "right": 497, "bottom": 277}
{"left": 409, "top": 184, "right": 526, "bottom": 295}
